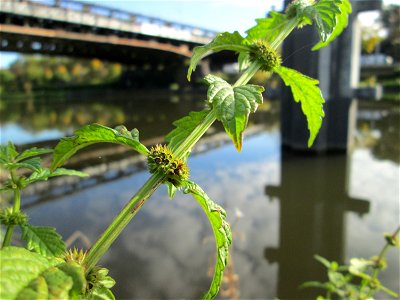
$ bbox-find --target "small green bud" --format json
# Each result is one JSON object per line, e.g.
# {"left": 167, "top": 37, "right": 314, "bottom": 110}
{"left": 114, "top": 125, "right": 130, "bottom": 136}
{"left": 130, "top": 128, "right": 140, "bottom": 140}
{"left": 0, "top": 208, "right": 28, "bottom": 226}
{"left": 370, "top": 256, "right": 387, "bottom": 270}
{"left": 249, "top": 40, "right": 281, "bottom": 72}
{"left": 147, "top": 144, "right": 189, "bottom": 188}
{"left": 384, "top": 233, "right": 400, "bottom": 248}
{"left": 86, "top": 266, "right": 116, "bottom": 292}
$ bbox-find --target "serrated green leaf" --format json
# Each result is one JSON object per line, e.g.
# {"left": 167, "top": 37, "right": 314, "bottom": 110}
{"left": 51, "top": 124, "right": 149, "bottom": 170}
{"left": 26, "top": 167, "right": 88, "bottom": 185}
{"left": 205, "top": 75, "right": 264, "bottom": 151}
{"left": 187, "top": 31, "right": 250, "bottom": 81}
{"left": 166, "top": 109, "right": 210, "bottom": 153}
{"left": 275, "top": 66, "right": 325, "bottom": 147}
{"left": 312, "top": 0, "right": 352, "bottom": 50}
{"left": 310, "top": 0, "right": 342, "bottom": 42}
{"left": 16, "top": 147, "right": 53, "bottom": 162}
{"left": 87, "top": 286, "right": 116, "bottom": 300}
{"left": 246, "top": 12, "right": 288, "bottom": 43}
{"left": 314, "top": 254, "right": 332, "bottom": 269}
{"left": 51, "top": 168, "right": 88, "bottom": 178}
{"left": 4, "top": 157, "right": 42, "bottom": 172}
{"left": 183, "top": 181, "right": 232, "bottom": 300}
{"left": 16, "top": 157, "right": 42, "bottom": 171}
{"left": 0, "top": 246, "right": 58, "bottom": 299}
{"left": 21, "top": 224, "right": 66, "bottom": 258}
{"left": 0, "top": 142, "right": 18, "bottom": 164}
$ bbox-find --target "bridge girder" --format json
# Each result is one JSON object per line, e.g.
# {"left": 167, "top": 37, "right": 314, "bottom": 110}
{"left": 0, "top": 24, "right": 194, "bottom": 65}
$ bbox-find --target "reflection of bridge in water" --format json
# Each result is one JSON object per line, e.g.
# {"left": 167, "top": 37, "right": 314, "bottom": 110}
{"left": 21, "top": 123, "right": 271, "bottom": 210}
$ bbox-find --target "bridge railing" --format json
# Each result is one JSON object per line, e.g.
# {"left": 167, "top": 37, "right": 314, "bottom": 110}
{"left": 1, "top": 0, "right": 217, "bottom": 44}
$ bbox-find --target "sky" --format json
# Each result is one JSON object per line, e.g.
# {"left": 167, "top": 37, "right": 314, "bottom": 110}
{"left": 0, "top": 0, "right": 398, "bottom": 68}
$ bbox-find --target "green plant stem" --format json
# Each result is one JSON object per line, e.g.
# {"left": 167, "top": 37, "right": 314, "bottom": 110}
{"left": 270, "top": 18, "right": 299, "bottom": 49}
{"left": 2, "top": 170, "right": 21, "bottom": 248}
{"left": 84, "top": 172, "right": 165, "bottom": 272}
{"left": 174, "top": 109, "right": 217, "bottom": 159}
{"left": 233, "top": 61, "right": 263, "bottom": 87}
{"left": 83, "top": 16, "right": 302, "bottom": 272}
{"left": 365, "top": 225, "right": 400, "bottom": 297}
{"left": 1, "top": 225, "right": 14, "bottom": 248}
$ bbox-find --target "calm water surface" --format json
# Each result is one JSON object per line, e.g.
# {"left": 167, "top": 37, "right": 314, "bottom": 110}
{"left": 0, "top": 90, "right": 399, "bottom": 299}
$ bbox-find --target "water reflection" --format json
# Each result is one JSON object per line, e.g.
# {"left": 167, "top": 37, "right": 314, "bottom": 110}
{"left": 265, "top": 151, "right": 370, "bottom": 299}
{"left": 0, "top": 92, "right": 399, "bottom": 298}
{"left": 0, "top": 89, "right": 207, "bottom": 146}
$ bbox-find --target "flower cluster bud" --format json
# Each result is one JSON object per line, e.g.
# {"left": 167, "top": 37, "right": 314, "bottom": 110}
{"left": 0, "top": 208, "right": 27, "bottom": 226}
{"left": 249, "top": 40, "right": 281, "bottom": 72}
{"left": 64, "top": 248, "right": 87, "bottom": 265}
{"left": 147, "top": 144, "right": 189, "bottom": 188}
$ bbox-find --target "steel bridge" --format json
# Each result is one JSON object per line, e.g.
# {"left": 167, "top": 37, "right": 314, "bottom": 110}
{"left": 0, "top": 0, "right": 233, "bottom": 67}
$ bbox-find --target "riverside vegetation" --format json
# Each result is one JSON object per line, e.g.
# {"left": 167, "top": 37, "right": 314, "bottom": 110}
{"left": 1, "top": 0, "right": 398, "bottom": 299}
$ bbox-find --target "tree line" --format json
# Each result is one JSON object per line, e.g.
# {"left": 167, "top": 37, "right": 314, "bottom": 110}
{"left": 0, "top": 56, "right": 122, "bottom": 93}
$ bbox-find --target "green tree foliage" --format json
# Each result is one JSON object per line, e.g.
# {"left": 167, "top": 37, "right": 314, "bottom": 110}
{"left": 1, "top": 56, "right": 123, "bottom": 92}
{"left": 381, "top": 4, "right": 400, "bottom": 62}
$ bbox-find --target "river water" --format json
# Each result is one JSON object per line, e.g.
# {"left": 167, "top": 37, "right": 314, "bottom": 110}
{"left": 0, "top": 89, "right": 399, "bottom": 299}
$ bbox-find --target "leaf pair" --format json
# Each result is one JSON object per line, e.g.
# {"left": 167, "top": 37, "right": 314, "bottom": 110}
{"left": 166, "top": 77, "right": 264, "bottom": 152}
{"left": 169, "top": 67, "right": 324, "bottom": 150}
{"left": 183, "top": 1, "right": 350, "bottom": 149}
{"left": 188, "top": 0, "right": 351, "bottom": 81}
{"left": 0, "top": 143, "right": 88, "bottom": 192}
{"left": 0, "top": 143, "right": 52, "bottom": 172}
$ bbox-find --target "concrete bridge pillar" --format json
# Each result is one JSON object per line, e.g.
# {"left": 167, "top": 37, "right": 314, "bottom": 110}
{"left": 281, "top": 0, "right": 382, "bottom": 152}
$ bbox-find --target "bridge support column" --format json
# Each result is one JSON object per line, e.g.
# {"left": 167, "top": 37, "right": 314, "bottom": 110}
{"left": 280, "top": 0, "right": 381, "bottom": 152}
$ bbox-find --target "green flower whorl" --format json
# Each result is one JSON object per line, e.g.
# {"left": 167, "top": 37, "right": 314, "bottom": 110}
{"left": 0, "top": 208, "right": 28, "bottom": 226}
{"left": 147, "top": 144, "right": 189, "bottom": 188}
{"left": 249, "top": 40, "right": 281, "bottom": 72}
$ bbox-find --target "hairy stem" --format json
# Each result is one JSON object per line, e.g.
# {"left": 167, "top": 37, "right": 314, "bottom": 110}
{"left": 84, "top": 172, "right": 165, "bottom": 272}
{"left": 174, "top": 109, "right": 217, "bottom": 159}
{"left": 2, "top": 170, "right": 21, "bottom": 248}
{"left": 270, "top": 18, "right": 299, "bottom": 49}
{"left": 83, "top": 16, "right": 301, "bottom": 271}
{"left": 233, "top": 61, "right": 263, "bottom": 87}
